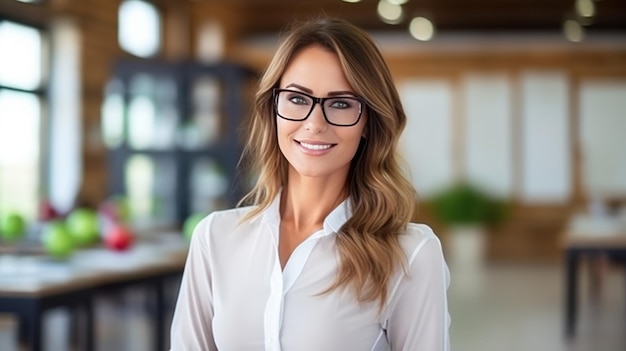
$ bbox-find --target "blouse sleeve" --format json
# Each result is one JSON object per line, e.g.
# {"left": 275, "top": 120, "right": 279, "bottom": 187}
{"left": 386, "top": 233, "right": 451, "bottom": 351}
{"left": 170, "top": 214, "right": 218, "bottom": 351}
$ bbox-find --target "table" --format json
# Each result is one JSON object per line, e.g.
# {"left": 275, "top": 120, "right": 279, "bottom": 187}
{"left": 563, "top": 230, "right": 626, "bottom": 337}
{"left": 0, "top": 234, "right": 188, "bottom": 351}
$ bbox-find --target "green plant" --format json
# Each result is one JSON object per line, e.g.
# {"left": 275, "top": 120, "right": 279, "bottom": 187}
{"left": 429, "top": 182, "right": 508, "bottom": 227}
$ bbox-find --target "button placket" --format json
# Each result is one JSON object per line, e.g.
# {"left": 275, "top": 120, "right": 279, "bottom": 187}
{"left": 264, "top": 254, "right": 283, "bottom": 351}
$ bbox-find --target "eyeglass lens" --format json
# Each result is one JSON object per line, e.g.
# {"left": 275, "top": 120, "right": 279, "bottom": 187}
{"left": 275, "top": 90, "right": 361, "bottom": 126}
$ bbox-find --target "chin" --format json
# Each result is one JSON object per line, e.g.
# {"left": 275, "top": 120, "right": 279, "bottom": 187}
{"left": 290, "top": 162, "right": 350, "bottom": 181}
{"left": 293, "top": 167, "right": 327, "bottom": 178}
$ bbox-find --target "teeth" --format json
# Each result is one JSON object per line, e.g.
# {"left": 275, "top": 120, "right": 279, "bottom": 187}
{"left": 300, "top": 142, "right": 332, "bottom": 150}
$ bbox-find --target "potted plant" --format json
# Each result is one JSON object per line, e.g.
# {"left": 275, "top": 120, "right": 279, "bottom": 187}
{"left": 429, "top": 181, "right": 508, "bottom": 268}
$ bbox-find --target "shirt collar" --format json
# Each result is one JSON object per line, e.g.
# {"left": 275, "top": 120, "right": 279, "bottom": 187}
{"left": 260, "top": 193, "right": 282, "bottom": 227}
{"left": 323, "top": 199, "right": 352, "bottom": 234}
{"left": 260, "top": 191, "right": 353, "bottom": 236}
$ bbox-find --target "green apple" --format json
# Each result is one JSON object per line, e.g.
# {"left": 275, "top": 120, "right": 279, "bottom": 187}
{"left": 66, "top": 208, "right": 99, "bottom": 246}
{"left": 0, "top": 213, "right": 26, "bottom": 242}
{"left": 42, "top": 221, "right": 75, "bottom": 260}
{"left": 183, "top": 213, "right": 205, "bottom": 242}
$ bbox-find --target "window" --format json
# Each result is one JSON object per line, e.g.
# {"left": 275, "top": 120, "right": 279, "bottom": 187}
{"left": 0, "top": 20, "right": 47, "bottom": 220}
{"left": 118, "top": 0, "right": 162, "bottom": 58}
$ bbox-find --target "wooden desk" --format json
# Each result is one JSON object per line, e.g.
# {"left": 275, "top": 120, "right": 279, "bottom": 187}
{"left": 0, "top": 234, "right": 188, "bottom": 351}
{"left": 563, "top": 231, "right": 626, "bottom": 337}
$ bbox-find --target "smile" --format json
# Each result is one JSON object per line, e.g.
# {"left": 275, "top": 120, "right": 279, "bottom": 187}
{"left": 298, "top": 141, "right": 335, "bottom": 151}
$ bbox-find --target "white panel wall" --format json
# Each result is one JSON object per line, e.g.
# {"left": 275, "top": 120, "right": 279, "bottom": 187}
{"left": 397, "top": 73, "right": 623, "bottom": 204}
{"left": 520, "top": 71, "right": 571, "bottom": 203}
{"left": 399, "top": 79, "right": 454, "bottom": 198}
{"left": 579, "top": 80, "right": 626, "bottom": 198}
{"left": 461, "top": 73, "right": 513, "bottom": 197}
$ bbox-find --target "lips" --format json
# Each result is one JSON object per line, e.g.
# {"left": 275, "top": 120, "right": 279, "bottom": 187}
{"left": 296, "top": 140, "right": 336, "bottom": 151}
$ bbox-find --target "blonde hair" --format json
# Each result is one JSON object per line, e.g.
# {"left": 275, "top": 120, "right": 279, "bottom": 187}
{"left": 240, "top": 17, "right": 416, "bottom": 307}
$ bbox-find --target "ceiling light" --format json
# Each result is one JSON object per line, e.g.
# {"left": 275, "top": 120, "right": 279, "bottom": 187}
{"left": 563, "top": 19, "right": 584, "bottom": 42}
{"left": 342, "top": 0, "right": 362, "bottom": 3}
{"left": 388, "top": 0, "right": 409, "bottom": 5}
{"left": 377, "top": 0, "right": 404, "bottom": 25}
{"left": 409, "top": 16, "right": 435, "bottom": 41}
{"left": 575, "top": 0, "right": 595, "bottom": 18}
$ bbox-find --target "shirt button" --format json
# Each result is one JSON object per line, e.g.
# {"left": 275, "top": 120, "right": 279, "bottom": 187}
{"left": 267, "top": 338, "right": 278, "bottom": 350}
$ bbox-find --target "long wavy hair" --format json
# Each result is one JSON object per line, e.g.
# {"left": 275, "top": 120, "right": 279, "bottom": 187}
{"left": 239, "top": 17, "right": 416, "bottom": 307}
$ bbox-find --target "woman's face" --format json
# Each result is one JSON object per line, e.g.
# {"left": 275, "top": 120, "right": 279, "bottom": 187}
{"left": 276, "top": 44, "right": 366, "bottom": 183}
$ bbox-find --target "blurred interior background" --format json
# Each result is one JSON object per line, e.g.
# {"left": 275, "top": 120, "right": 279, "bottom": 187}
{"left": 0, "top": 0, "right": 625, "bottom": 350}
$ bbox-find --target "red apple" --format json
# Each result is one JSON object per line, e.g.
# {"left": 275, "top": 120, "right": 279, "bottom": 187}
{"left": 104, "top": 225, "right": 134, "bottom": 251}
{"left": 39, "top": 199, "right": 60, "bottom": 222}
{"left": 98, "top": 196, "right": 131, "bottom": 224}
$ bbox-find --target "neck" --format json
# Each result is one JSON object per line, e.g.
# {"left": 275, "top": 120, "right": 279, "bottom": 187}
{"left": 280, "top": 170, "right": 348, "bottom": 232}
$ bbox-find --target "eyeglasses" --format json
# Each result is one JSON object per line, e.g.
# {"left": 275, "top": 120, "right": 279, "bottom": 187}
{"left": 273, "top": 88, "right": 364, "bottom": 127}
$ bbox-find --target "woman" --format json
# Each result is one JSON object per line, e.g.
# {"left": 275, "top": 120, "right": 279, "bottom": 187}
{"left": 170, "top": 17, "right": 450, "bottom": 351}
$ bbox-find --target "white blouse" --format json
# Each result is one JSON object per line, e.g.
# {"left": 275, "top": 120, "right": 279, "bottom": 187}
{"left": 170, "top": 196, "right": 451, "bottom": 351}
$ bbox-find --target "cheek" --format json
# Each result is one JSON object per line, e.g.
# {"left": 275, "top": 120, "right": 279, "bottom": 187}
{"left": 341, "top": 129, "right": 366, "bottom": 157}
{"left": 276, "top": 119, "right": 296, "bottom": 153}
{"left": 350, "top": 119, "right": 367, "bottom": 149}
{"left": 349, "top": 124, "right": 367, "bottom": 160}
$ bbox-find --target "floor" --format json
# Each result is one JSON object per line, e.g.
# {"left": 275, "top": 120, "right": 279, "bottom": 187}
{"left": 448, "top": 261, "right": 625, "bottom": 351}
{"left": 1, "top": 261, "right": 624, "bottom": 351}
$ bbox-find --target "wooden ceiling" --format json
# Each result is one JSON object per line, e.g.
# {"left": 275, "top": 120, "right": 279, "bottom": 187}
{"left": 205, "top": 0, "right": 626, "bottom": 35}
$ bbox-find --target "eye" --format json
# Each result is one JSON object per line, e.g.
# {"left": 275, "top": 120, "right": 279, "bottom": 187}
{"left": 328, "top": 99, "right": 353, "bottom": 109}
{"left": 287, "top": 93, "right": 310, "bottom": 105}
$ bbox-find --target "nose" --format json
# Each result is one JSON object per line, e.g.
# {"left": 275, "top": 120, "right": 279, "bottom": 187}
{"left": 303, "top": 103, "right": 328, "bottom": 133}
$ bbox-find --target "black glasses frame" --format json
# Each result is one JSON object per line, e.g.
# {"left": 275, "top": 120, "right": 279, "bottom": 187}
{"left": 272, "top": 88, "right": 365, "bottom": 127}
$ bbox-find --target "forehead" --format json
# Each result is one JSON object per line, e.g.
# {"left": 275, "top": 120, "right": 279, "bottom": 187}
{"left": 279, "top": 44, "right": 353, "bottom": 94}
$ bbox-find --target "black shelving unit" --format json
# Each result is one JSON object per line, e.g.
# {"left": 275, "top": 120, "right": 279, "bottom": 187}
{"left": 102, "top": 59, "right": 257, "bottom": 226}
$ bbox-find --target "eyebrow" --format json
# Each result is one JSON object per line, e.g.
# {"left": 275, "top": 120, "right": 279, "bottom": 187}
{"left": 284, "top": 83, "right": 358, "bottom": 97}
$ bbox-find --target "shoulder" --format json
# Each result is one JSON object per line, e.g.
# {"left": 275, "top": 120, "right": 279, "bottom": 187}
{"left": 398, "top": 223, "right": 446, "bottom": 266}
{"left": 384, "top": 223, "right": 449, "bottom": 307}
{"left": 192, "top": 206, "right": 259, "bottom": 244}
{"left": 202, "top": 206, "right": 255, "bottom": 228}
{"left": 403, "top": 223, "right": 439, "bottom": 241}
